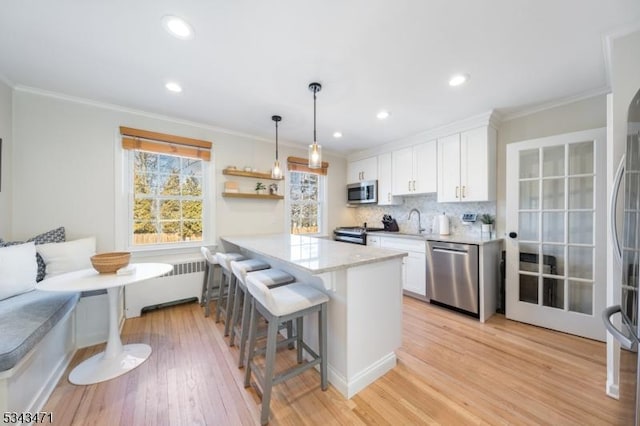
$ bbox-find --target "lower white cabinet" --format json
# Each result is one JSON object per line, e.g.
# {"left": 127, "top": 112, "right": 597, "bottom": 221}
{"left": 379, "top": 236, "right": 426, "bottom": 297}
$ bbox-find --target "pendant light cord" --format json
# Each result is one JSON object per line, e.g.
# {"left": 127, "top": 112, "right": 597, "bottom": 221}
{"left": 275, "top": 119, "right": 279, "bottom": 160}
{"left": 313, "top": 90, "right": 317, "bottom": 144}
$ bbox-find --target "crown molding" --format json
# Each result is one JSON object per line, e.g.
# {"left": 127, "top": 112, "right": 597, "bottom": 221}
{"left": 348, "top": 110, "right": 498, "bottom": 161}
{"left": 13, "top": 85, "right": 338, "bottom": 155}
{"left": 603, "top": 23, "right": 640, "bottom": 90}
{"left": 499, "top": 87, "right": 609, "bottom": 123}
{"left": 0, "top": 73, "right": 14, "bottom": 88}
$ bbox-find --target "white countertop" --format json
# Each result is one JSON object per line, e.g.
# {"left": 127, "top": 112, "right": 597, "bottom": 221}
{"left": 221, "top": 233, "right": 407, "bottom": 274}
{"left": 369, "top": 231, "right": 502, "bottom": 246}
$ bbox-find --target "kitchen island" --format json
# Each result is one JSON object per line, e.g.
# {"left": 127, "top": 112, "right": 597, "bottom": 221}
{"left": 220, "top": 233, "right": 406, "bottom": 399}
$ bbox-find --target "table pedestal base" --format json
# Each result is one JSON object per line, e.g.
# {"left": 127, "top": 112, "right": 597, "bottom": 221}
{"left": 68, "top": 343, "right": 152, "bottom": 385}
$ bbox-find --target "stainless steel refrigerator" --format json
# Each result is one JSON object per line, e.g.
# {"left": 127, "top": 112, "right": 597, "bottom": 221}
{"left": 604, "top": 87, "right": 640, "bottom": 425}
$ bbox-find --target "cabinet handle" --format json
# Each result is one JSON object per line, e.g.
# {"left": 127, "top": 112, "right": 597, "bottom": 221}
{"left": 456, "top": 186, "right": 459, "bottom": 198}
{"left": 413, "top": 180, "right": 416, "bottom": 191}
{"left": 388, "top": 192, "right": 391, "bottom": 202}
{"left": 408, "top": 180, "right": 411, "bottom": 191}
{"left": 462, "top": 186, "right": 466, "bottom": 198}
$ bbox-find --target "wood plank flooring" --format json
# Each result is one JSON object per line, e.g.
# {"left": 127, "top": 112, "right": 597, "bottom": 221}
{"left": 44, "top": 297, "right": 633, "bottom": 425}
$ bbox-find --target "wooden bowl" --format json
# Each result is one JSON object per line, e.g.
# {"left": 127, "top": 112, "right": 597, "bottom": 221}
{"left": 91, "top": 252, "right": 131, "bottom": 274}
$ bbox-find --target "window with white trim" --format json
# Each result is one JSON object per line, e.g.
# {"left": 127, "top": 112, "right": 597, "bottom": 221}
{"left": 287, "top": 156, "right": 328, "bottom": 235}
{"left": 119, "top": 127, "right": 213, "bottom": 250}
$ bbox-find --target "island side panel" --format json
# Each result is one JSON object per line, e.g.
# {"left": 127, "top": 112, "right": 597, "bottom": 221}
{"left": 345, "top": 258, "right": 403, "bottom": 397}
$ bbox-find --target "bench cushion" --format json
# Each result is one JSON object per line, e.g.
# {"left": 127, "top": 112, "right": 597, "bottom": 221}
{"left": 0, "top": 290, "right": 79, "bottom": 371}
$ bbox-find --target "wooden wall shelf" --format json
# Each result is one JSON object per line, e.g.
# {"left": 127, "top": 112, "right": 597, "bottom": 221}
{"left": 222, "top": 168, "right": 283, "bottom": 180}
{"left": 222, "top": 192, "right": 284, "bottom": 200}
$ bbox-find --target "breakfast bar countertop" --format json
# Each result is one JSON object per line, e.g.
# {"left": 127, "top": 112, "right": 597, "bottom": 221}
{"left": 220, "top": 233, "right": 406, "bottom": 274}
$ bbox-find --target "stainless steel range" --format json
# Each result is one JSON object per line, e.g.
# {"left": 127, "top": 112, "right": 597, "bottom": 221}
{"left": 333, "top": 226, "right": 384, "bottom": 245}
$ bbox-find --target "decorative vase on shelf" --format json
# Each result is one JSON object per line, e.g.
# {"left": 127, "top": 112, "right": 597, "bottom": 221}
{"left": 481, "top": 223, "right": 493, "bottom": 237}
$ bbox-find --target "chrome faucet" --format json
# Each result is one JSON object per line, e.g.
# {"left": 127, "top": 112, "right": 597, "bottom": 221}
{"left": 408, "top": 208, "right": 425, "bottom": 234}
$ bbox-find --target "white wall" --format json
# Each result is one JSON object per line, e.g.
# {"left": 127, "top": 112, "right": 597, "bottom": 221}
{"left": 11, "top": 89, "right": 349, "bottom": 251}
{"left": 495, "top": 94, "right": 607, "bottom": 235}
{"left": 0, "top": 80, "right": 11, "bottom": 239}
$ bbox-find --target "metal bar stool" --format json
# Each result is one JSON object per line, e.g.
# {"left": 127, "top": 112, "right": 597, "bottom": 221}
{"left": 244, "top": 274, "right": 329, "bottom": 425}
{"left": 228, "top": 258, "right": 270, "bottom": 347}
{"left": 215, "top": 252, "right": 245, "bottom": 334}
{"left": 230, "top": 264, "right": 295, "bottom": 368}
{"left": 200, "top": 247, "right": 220, "bottom": 317}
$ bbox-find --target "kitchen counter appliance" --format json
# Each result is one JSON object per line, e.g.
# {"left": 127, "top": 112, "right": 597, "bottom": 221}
{"left": 333, "top": 226, "right": 384, "bottom": 245}
{"left": 426, "top": 241, "right": 479, "bottom": 318}
{"left": 347, "top": 180, "right": 377, "bottom": 205}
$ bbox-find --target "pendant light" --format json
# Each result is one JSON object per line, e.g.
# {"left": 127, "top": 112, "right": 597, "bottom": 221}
{"left": 271, "top": 115, "right": 283, "bottom": 179}
{"left": 308, "top": 82, "right": 322, "bottom": 169}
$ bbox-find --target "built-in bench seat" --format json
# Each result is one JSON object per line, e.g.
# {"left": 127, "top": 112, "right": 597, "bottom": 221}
{"left": 0, "top": 290, "right": 79, "bottom": 413}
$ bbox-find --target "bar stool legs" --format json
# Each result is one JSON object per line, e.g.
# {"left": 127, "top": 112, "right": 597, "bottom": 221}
{"left": 244, "top": 277, "right": 329, "bottom": 425}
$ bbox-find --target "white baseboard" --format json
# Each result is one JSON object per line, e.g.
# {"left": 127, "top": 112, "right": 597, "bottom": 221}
{"left": 606, "top": 380, "right": 620, "bottom": 399}
{"left": 328, "top": 352, "right": 397, "bottom": 399}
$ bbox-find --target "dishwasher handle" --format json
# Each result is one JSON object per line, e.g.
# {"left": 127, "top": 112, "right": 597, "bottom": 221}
{"left": 432, "top": 247, "right": 469, "bottom": 255}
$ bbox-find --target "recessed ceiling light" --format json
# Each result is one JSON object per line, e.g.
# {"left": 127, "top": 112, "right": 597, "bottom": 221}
{"left": 449, "top": 73, "right": 469, "bottom": 87}
{"left": 376, "top": 111, "right": 390, "bottom": 120}
{"left": 165, "top": 82, "right": 183, "bottom": 93}
{"left": 161, "top": 15, "right": 194, "bottom": 40}
{"left": 333, "top": 131, "right": 343, "bottom": 138}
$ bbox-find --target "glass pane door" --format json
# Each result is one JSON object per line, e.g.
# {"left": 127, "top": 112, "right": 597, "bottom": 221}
{"left": 506, "top": 127, "right": 605, "bottom": 341}
{"left": 516, "top": 142, "right": 595, "bottom": 314}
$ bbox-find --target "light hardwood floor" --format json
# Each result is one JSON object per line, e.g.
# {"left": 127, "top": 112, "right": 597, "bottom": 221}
{"left": 44, "top": 297, "right": 633, "bottom": 425}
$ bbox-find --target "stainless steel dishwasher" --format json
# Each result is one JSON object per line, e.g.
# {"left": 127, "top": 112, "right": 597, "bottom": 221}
{"left": 426, "top": 241, "right": 479, "bottom": 317}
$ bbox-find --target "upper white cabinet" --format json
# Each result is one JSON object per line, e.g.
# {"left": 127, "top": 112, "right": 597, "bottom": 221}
{"left": 391, "top": 140, "right": 437, "bottom": 196}
{"left": 347, "top": 156, "right": 378, "bottom": 183}
{"left": 377, "top": 152, "right": 400, "bottom": 205}
{"left": 437, "top": 126, "right": 496, "bottom": 202}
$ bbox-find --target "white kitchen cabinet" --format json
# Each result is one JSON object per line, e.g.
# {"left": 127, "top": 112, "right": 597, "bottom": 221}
{"left": 377, "top": 152, "right": 400, "bottom": 205}
{"left": 437, "top": 126, "right": 496, "bottom": 202}
{"left": 379, "top": 236, "right": 426, "bottom": 297}
{"left": 347, "top": 156, "right": 377, "bottom": 183}
{"left": 391, "top": 140, "right": 436, "bottom": 196}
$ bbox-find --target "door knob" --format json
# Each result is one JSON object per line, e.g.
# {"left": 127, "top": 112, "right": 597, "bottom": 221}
{"left": 508, "top": 232, "right": 518, "bottom": 239}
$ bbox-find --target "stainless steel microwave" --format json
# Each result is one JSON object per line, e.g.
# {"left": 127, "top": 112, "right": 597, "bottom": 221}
{"left": 347, "top": 180, "right": 377, "bottom": 204}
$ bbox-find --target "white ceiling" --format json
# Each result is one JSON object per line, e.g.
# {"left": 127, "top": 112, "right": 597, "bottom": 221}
{"left": 1, "top": 1, "right": 639, "bottom": 155}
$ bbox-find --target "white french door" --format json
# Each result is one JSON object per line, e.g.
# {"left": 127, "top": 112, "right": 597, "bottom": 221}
{"left": 505, "top": 128, "right": 606, "bottom": 341}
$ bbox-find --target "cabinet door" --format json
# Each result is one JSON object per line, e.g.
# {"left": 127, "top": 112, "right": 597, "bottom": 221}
{"left": 377, "top": 152, "right": 399, "bottom": 205}
{"left": 392, "top": 147, "right": 413, "bottom": 195}
{"left": 413, "top": 140, "right": 437, "bottom": 194}
{"left": 437, "top": 133, "right": 461, "bottom": 202}
{"left": 347, "top": 157, "right": 378, "bottom": 183}
{"left": 347, "top": 160, "right": 362, "bottom": 183}
{"left": 360, "top": 156, "right": 378, "bottom": 181}
{"left": 461, "top": 126, "right": 496, "bottom": 202}
{"left": 404, "top": 252, "right": 426, "bottom": 296}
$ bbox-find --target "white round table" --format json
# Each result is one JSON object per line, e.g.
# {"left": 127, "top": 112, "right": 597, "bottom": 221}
{"left": 37, "top": 262, "right": 173, "bottom": 385}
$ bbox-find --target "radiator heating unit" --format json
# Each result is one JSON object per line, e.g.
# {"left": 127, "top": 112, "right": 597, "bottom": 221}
{"left": 124, "top": 259, "right": 205, "bottom": 318}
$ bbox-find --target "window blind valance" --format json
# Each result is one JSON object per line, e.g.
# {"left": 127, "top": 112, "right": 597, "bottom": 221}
{"left": 120, "top": 126, "right": 213, "bottom": 161}
{"left": 287, "top": 156, "right": 329, "bottom": 175}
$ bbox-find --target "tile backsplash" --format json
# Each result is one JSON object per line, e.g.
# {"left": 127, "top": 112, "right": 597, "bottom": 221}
{"left": 349, "top": 193, "right": 496, "bottom": 238}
